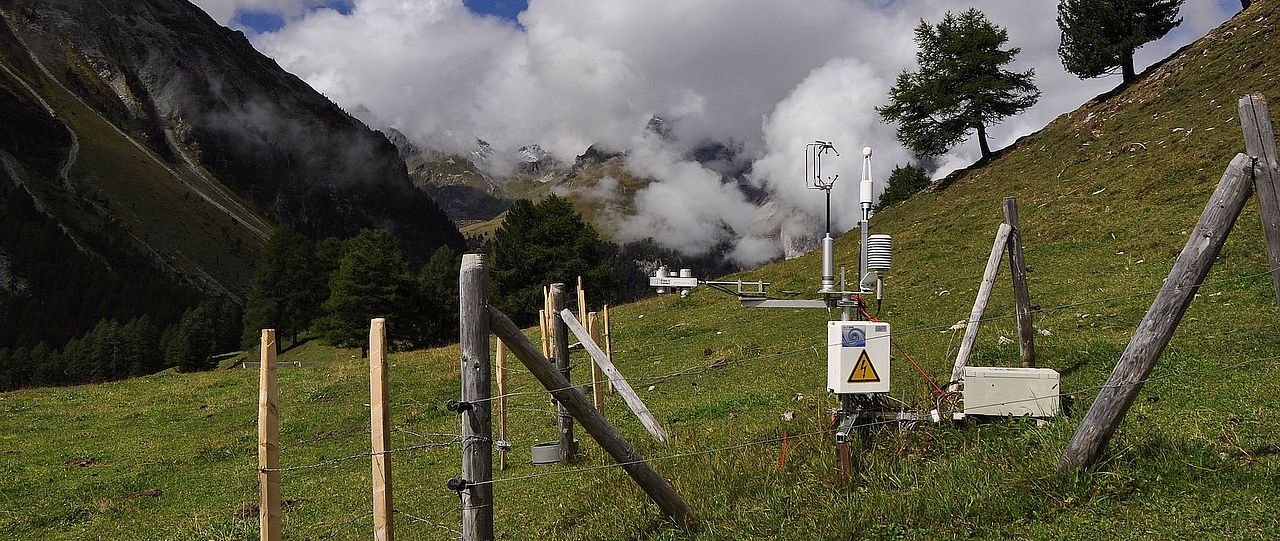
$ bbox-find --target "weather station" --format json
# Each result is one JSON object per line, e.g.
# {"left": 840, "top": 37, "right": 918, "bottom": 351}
{"left": 648, "top": 141, "right": 909, "bottom": 457}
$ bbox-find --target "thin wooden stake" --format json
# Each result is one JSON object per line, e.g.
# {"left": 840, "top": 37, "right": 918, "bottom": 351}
{"left": 588, "top": 312, "right": 605, "bottom": 411}
{"left": 603, "top": 305, "right": 616, "bottom": 394}
{"left": 1238, "top": 94, "right": 1280, "bottom": 306}
{"left": 577, "top": 275, "right": 588, "bottom": 324}
{"left": 951, "top": 223, "right": 1013, "bottom": 384}
{"left": 538, "top": 309, "right": 550, "bottom": 358}
{"left": 369, "top": 319, "right": 394, "bottom": 541}
{"left": 496, "top": 340, "right": 508, "bottom": 471}
{"left": 560, "top": 309, "right": 668, "bottom": 442}
{"left": 1060, "top": 154, "right": 1254, "bottom": 470}
{"left": 488, "top": 306, "right": 693, "bottom": 527}
{"left": 258, "top": 329, "right": 281, "bottom": 541}
{"left": 550, "top": 283, "right": 575, "bottom": 463}
{"left": 459, "top": 254, "right": 493, "bottom": 540}
{"left": 1004, "top": 197, "right": 1036, "bottom": 368}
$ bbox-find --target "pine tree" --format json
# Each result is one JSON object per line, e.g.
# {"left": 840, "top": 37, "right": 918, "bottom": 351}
{"left": 491, "top": 196, "right": 618, "bottom": 326}
{"left": 123, "top": 316, "right": 162, "bottom": 376}
{"left": 416, "top": 245, "right": 462, "bottom": 346}
{"left": 242, "top": 227, "right": 321, "bottom": 349}
{"left": 876, "top": 164, "right": 932, "bottom": 210}
{"left": 877, "top": 9, "right": 1040, "bottom": 159}
{"left": 1057, "top": 0, "right": 1184, "bottom": 85}
{"left": 318, "top": 229, "right": 416, "bottom": 351}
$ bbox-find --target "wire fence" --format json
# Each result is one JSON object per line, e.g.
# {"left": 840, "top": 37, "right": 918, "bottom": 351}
{"left": 254, "top": 261, "right": 1277, "bottom": 536}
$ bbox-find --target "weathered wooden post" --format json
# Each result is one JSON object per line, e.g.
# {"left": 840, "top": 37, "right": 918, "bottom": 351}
{"left": 369, "top": 319, "right": 393, "bottom": 541}
{"left": 488, "top": 307, "right": 693, "bottom": 527}
{"left": 257, "top": 329, "right": 280, "bottom": 541}
{"left": 1004, "top": 197, "right": 1036, "bottom": 368}
{"left": 951, "top": 223, "right": 1012, "bottom": 384}
{"left": 549, "top": 283, "right": 575, "bottom": 463}
{"left": 561, "top": 310, "right": 668, "bottom": 442}
{"left": 496, "top": 339, "right": 508, "bottom": 471}
{"left": 588, "top": 312, "right": 605, "bottom": 411}
{"left": 1060, "top": 154, "right": 1254, "bottom": 469}
{"left": 458, "top": 255, "right": 493, "bottom": 540}
{"left": 1238, "top": 94, "right": 1280, "bottom": 306}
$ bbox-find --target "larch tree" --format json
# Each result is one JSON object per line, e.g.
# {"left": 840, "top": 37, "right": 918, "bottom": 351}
{"left": 877, "top": 9, "right": 1040, "bottom": 160}
{"left": 1057, "top": 0, "right": 1184, "bottom": 85}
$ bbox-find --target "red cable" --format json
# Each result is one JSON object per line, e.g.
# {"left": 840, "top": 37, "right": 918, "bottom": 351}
{"left": 855, "top": 296, "right": 945, "bottom": 395}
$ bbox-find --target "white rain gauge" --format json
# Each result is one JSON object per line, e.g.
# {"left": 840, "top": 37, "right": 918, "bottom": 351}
{"left": 648, "top": 141, "right": 898, "bottom": 444}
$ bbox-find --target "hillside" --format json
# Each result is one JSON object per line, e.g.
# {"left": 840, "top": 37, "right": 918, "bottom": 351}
{"left": 0, "top": 0, "right": 462, "bottom": 350}
{"left": 3, "top": 2, "right": 1280, "bottom": 540}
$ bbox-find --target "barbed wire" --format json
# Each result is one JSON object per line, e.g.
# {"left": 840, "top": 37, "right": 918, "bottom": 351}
{"left": 567, "top": 264, "right": 1280, "bottom": 359}
{"left": 260, "top": 437, "right": 461, "bottom": 473}
{"left": 400, "top": 509, "right": 463, "bottom": 537}
{"left": 464, "top": 349, "right": 1280, "bottom": 488}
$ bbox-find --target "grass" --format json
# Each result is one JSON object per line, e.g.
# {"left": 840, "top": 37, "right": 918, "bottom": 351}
{"left": 5, "top": 2, "right": 1280, "bottom": 539}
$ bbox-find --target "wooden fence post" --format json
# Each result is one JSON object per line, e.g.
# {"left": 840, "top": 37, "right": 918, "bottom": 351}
{"left": 588, "top": 312, "right": 604, "bottom": 411}
{"left": 561, "top": 309, "right": 668, "bottom": 442}
{"left": 459, "top": 254, "right": 494, "bottom": 540}
{"left": 950, "top": 223, "right": 1013, "bottom": 384}
{"left": 538, "top": 309, "right": 550, "bottom": 359}
{"left": 549, "top": 283, "right": 575, "bottom": 463}
{"left": 369, "top": 319, "right": 393, "bottom": 541}
{"left": 1060, "top": 154, "right": 1254, "bottom": 470}
{"left": 488, "top": 306, "right": 693, "bottom": 527}
{"left": 496, "top": 339, "right": 508, "bottom": 471}
{"left": 1238, "top": 94, "right": 1280, "bottom": 306}
{"left": 577, "top": 276, "right": 588, "bottom": 324}
{"left": 1004, "top": 197, "right": 1036, "bottom": 368}
{"left": 603, "top": 305, "right": 615, "bottom": 393}
{"left": 258, "top": 329, "right": 281, "bottom": 541}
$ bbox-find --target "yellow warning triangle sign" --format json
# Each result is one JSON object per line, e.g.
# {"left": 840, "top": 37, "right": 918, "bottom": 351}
{"left": 847, "top": 351, "right": 880, "bottom": 383}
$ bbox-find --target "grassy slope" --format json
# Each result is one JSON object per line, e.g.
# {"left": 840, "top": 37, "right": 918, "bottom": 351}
{"left": 5, "top": 3, "right": 1280, "bottom": 540}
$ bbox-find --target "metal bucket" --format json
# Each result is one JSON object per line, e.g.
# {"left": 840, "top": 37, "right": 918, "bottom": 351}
{"left": 531, "top": 442, "right": 560, "bottom": 465}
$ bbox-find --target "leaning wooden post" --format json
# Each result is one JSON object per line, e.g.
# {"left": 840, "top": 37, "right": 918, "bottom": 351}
{"left": 458, "top": 254, "right": 494, "bottom": 540}
{"left": 488, "top": 306, "right": 693, "bottom": 527}
{"left": 549, "top": 283, "right": 575, "bottom": 463}
{"left": 588, "top": 312, "right": 605, "bottom": 411}
{"left": 496, "top": 340, "right": 508, "bottom": 471}
{"left": 603, "top": 305, "right": 616, "bottom": 393}
{"left": 1003, "top": 197, "right": 1036, "bottom": 368}
{"left": 562, "top": 310, "right": 668, "bottom": 442}
{"left": 257, "top": 329, "right": 281, "bottom": 541}
{"left": 369, "top": 319, "right": 394, "bottom": 541}
{"left": 1238, "top": 94, "right": 1280, "bottom": 306}
{"left": 1060, "top": 154, "right": 1254, "bottom": 470}
{"left": 951, "top": 223, "right": 1013, "bottom": 384}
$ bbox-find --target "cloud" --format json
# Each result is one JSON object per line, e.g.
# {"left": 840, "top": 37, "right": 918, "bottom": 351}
{"left": 212, "top": 0, "right": 1237, "bottom": 261}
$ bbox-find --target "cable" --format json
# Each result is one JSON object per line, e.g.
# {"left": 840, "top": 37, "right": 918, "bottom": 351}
{"left": 463, "top": 350, "right": 1280, "bottom": 489}
{"left": 260, "top": 438, "right": 461, "bottom": 473}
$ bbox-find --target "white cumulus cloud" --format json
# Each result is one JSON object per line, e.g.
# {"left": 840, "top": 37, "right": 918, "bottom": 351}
{"left": 190, "top": 0, "right": 1240, "bottom": 262}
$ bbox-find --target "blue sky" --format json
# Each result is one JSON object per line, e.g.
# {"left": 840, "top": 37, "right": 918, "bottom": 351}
{"left": 231, "top": 0, "right": 525, "bottom": 34}
{"left": 462, "top": 0, "right": 528, "bottom": 23}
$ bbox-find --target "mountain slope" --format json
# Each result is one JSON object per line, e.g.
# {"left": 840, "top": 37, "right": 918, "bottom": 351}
{"left": 3, "top": 2, "right": 1280, "bottom": 540}
{"left": 0, "top": 0, "right": 462, "bottom": 349}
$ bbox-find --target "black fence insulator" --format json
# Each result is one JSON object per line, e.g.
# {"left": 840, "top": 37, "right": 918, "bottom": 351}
{"left": 446, "top": 478, "right": 470, "bottom": 492}
{"left": 446, "top": 399, "right": 474, "bottom": 413}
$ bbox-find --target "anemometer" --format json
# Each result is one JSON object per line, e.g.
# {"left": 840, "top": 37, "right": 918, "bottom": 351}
{"left": 648, "top": 141, "right": 896, "bottom": 444}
